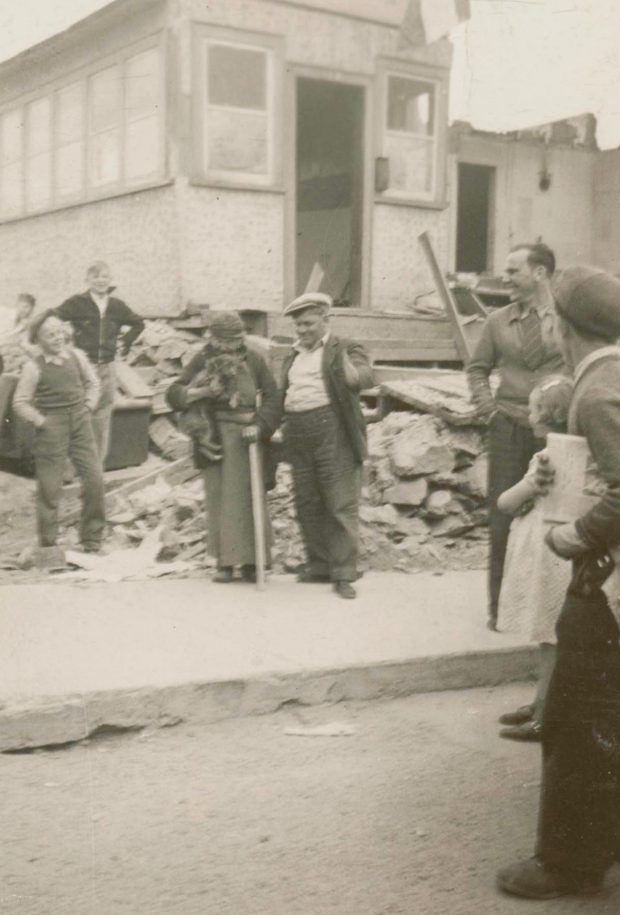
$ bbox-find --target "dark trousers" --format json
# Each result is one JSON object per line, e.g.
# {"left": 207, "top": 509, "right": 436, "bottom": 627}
{"left": 34, "top": 406, "right": 106, "bottom": 548}
{"left": 285, "top": 405, "right": 361, "bottom": 582}
{"left": 537, "top": 564, "right": 620, "bottom": 881}
{"left": 488, "top": 412, "right": 540, "bottom": 622}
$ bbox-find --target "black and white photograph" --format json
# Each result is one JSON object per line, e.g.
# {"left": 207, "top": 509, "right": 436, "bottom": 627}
{"left": 1, "top": 0, "right": 620, "bottom": 912}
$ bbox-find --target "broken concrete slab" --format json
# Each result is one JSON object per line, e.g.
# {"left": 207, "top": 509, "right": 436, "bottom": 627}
{"left": 390, "top": 416, "right": 454, "bottom": 478}
{"left": 383, "top": 478, "right": 428, "bottom": 507}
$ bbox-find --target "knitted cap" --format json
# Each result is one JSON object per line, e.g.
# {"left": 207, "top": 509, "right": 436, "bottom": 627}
{"left": 554, "top": 266, "right": 620, "bottom": 341}
{"left": 283, "top": 292, "right": 333, "bottom": 318}
{"left": 208, "top": 311, "right": 244, "bottom": 341}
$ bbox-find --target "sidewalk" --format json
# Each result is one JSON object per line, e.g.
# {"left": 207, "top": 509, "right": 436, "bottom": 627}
{"left": 0, "top": 570, "right": 536, "bottom": 751}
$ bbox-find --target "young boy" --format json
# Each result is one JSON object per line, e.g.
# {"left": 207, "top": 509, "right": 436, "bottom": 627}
{"left": 57, "top": 261, "right": 145, "bottom": 463}
{"left": 13, "top": 310, "right": 106, "bottom": 552}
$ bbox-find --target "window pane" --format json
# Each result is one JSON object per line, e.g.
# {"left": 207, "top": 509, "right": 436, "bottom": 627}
{"left": 27, "top": 98, "right": 51, "bottom": 157}
{"left": 26, "top": 151, "right": 51, "bottom": 209}
{"left": 1, "top": 160, "right": 23, "bottom": 214}
{"left": 207, "top": 45, "right": 266, "bottom": 110}
{"left": 384, "top": 134, "right": 434, "bottom": 195}
{"left": 89, "top": 128, "right": 120, "bottom": 186}
{"left": 125, "top": 116, "right": 159, "bottom": 180}
{"left": 90, "top": 66, "right": 121, "bottom": 133}
{"left": 56, "top": 83, "right": 83, "bottom": 144}
{"left": 1, "top": 109, "right": 23, "bottom": 164}
{"left": 207, "top": 108, "right": 267, "bottom": 174}
{"left": 125, "top": 48, "right": 159, "bottom": 121}
{"left": 387, "top": 77, "right": 435, "bottom": 136}
{"left": 56, "top": 142, "right": 83, "bottom": 197}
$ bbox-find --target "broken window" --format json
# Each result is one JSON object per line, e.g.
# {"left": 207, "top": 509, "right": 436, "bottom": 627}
{"left": 379, "top": 65, "right": 445, "bottom": 203}
{"left": 201, "top": 35, "right": 278, "bottom": 184}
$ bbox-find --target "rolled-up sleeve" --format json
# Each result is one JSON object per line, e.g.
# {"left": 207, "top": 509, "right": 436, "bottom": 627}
{"left": 13, "top": 361, "right": 45, "bottom": 427}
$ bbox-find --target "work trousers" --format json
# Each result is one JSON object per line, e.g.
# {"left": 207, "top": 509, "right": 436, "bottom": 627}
{"left": 285, "top": 405, "right": 361, "bottom": 582}
{"left": 33, "top": 405, "right": 105, "bottom": 548}
{"left": 537, "top": 566, "right": 620, "bottom": 881}
{"left": 92, "top": 362, "right": 116, "bottom": 464}
{"left": 488, "top": 412, "right": 541, "bottom": 623}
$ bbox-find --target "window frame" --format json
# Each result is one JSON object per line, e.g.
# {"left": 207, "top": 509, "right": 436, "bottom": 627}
{"left": 0, "top": 32, "right": 166, "bottom": 223}
{"left": 376, "top": 58, "right": 448, "bottom": 209}
{"left": 192, "top": 24, "right": 284, "bottom": 190}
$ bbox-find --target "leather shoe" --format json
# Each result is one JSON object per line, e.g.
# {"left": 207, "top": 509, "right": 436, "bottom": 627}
{"left": 497, "top": 857, "right": 602, "bottom": 899}
{"left": 213, "top": 567, "right": 233, "bottom": 583}
{"left": 498, "top": 704, "right": 534, "bottom": 726}
{"left": 500, "top": 720, "right": 542, "bottom": 742}
{"left": 334, "top": 581, "right": 356, "bottom": 599}
{"left": 241, "top": 565, "right": 256, "bottom": 583}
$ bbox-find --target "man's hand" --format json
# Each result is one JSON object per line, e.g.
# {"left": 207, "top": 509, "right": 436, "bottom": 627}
{"left": 544, "top": 523, "right": 587, "bottom": 559}
{"left": 241, "top": 425, "right": 259, "bottom": 443}
{"left": 341, "top": 350, "right": 360, "bottom": 388}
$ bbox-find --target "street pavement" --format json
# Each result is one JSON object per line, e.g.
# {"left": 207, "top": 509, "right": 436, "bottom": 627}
{"left": 1, "top": 683, "right": 618, "bottom": 915}
{"left": 0, "top": 571, "right": 537, "bottom": 750}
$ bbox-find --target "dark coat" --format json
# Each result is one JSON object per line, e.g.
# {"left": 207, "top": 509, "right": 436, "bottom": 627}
{"left": 166, "top": 346, "right": 281, "bottom": 470}
{"left": 56, "top": 292, "right": 145, "bottom": 365}
{"left": 281, "top": 334, "right": 374, "bottom": 463}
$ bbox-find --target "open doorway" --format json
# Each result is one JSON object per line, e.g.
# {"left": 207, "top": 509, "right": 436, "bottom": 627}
{"left": 456, "top": 162, "right": 495, "bottom": 273}
{"left": 295, "top": 78, "right": 364, "bottom": 307}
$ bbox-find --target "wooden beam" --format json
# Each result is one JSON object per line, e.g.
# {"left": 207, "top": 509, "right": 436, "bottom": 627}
{"left": 418, "top": 231, "right": 472, "bottom": 362}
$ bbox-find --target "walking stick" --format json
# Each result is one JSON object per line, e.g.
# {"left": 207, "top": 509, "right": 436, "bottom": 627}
{"left": 248, "top": 440, "right": 267, "bottom": 590}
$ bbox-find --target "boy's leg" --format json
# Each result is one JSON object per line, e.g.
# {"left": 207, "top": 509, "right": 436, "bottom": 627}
{"left": 69, "top": 407, "right": 106, "bottom": 549}
{"left": 33, "top": 414, "right": 71, "bottom": 547}
{"left": 92, "top": 363, "right": 116, "bottom": 464}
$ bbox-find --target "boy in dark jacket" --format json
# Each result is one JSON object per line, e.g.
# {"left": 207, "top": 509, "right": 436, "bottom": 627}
{"left": 56, "top": 261, "right": 144, "bottom": 464}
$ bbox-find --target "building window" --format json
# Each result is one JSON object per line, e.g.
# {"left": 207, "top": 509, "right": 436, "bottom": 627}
{"left": 379, "top": 65, "right": 446, "bottom": 204}
{"left": 0, "top": 41, "right": 164, "bottom": 220}
{"left": 199, "top": 31, "right": 281, "bottom": 186}
{"left": 55, "top": 82, "right": 85, "bottom": 200}
{"left": 0, "top": 109, "right": 24, "bottom": 218}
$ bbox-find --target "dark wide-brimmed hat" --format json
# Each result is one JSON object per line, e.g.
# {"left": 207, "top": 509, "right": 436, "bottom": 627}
{"left": 208, "top": 311, "right": 245, "bottom": 341}
{"left": 283, "top": 292, "right": 333, "bottom": 318}
{"left": 554, "top": 266, "right": 620, "bottom": 341}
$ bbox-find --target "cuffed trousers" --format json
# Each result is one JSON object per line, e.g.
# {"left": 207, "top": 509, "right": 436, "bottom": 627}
{"left": 536, "top": 567, "right": 620, "bottom": 882}
{"left": 34, "top": 405, "right": 105, "bottom": 548}
{"left": 285, "top": 405, "right": 361, "bottom": 582}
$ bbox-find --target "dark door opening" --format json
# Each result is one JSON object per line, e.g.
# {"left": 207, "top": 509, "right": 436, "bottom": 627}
{"left": 456, "top": 162, "right": 495, "bottom": 273}
{"left": 295, "top": 78, "right": 364, "bottom": 307}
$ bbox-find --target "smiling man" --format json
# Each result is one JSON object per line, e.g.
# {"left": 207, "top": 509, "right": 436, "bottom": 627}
{"left": 466, "top": 243, "right": 564, "bottom": 631}
{"left": 281, "top": 293, "right": 373, "bottom": 599}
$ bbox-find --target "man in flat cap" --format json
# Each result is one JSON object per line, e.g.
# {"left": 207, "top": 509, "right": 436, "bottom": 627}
{"left": 281, "top": 293, "right": 373, "bottom": 599}
{"left": 498, "top": 266, "right": 620, "bottom": 900}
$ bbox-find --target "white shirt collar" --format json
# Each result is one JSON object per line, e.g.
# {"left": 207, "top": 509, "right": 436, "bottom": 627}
{"left": 573, "top": 345, "right": 620, "bottom": 386}
{"left": 293, "top": 331, "right": 330, "bottom": 354}
{"left": 42, "top": 348, "right": 70, "bottom": 365}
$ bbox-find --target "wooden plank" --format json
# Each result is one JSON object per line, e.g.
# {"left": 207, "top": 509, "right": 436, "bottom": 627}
{"left": 418, "top": 231, "right": 472, "bottom": 362}
{"left": 115, "top": 362, "right": 154, "bottom": 399}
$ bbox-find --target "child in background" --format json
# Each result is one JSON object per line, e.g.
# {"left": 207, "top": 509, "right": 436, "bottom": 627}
{"left": 496, "top": 375, "right": 574, "bottom": 741}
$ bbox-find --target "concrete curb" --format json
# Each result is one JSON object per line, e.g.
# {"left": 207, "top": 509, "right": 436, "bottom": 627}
{"left": 0, "top": 644, "right": 538, "bottom": 752}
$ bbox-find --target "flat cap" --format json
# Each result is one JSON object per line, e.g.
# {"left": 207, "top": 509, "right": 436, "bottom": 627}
{"left": 283, "top": 292, "right": 333, "bottom": 318}
{"left": 554, "top": 266, "right": 620, "bottom": 342}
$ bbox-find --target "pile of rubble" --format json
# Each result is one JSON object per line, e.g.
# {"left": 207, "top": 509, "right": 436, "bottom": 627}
{"left": 63, "top": 372, "right": 489, "bottom": 576}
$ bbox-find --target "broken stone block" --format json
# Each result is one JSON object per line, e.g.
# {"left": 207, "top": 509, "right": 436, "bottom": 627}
{"left": 383, "top": 478, "right": 428, "bottom": 507}
{"left": 429, "top": 511, "right": 475, "bottom": 538}
{"left": 359, "top": 504, "right": 400, "bottom": 526}
{"left": 458, "top": 453, "right": 488, "bottom": 498}
{"left": 390, "top": 415, "right": 454, "bottom": 477}
{"left": 424, "top": 489, "right": 461, "bottom": 520}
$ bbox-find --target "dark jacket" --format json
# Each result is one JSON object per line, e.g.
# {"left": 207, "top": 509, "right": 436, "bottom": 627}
{"left": 569, "top": 352, "right": 620, "bottom": 553}
{"left": 166, "top": 346, "right": 281, "bottom": 470}
{"left": 56, "top": 292, "right": 145, "bottom": 365}
{"left": 281, "top": 334, "right": 374, "bottom": 463}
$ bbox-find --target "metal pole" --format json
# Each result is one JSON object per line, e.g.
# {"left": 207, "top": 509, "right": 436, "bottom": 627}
{"left": 248, "top": 441, "right": 267, "bottom": 590}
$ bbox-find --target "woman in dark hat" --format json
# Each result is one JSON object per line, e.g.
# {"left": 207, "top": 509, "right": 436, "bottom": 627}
{"left": 166, "top": 311, "right": 280, "bottom": 582}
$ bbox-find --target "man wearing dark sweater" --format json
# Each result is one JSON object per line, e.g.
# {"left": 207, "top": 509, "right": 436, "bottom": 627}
{"left": 467, "top": 243, "right": 564, "bottom": 630}
{"left": 13, "top": 311, "right": 105, "bottom": 552}
{"left": 498, "top": 266, "right": 620, "bottom": 900}
{"left": 56, "top": 261, "right": 145, "bottom": 464}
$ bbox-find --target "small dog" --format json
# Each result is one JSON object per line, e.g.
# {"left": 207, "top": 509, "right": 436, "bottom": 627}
{"left": 178, "top": 354, "right": 242, "bottom": 462}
